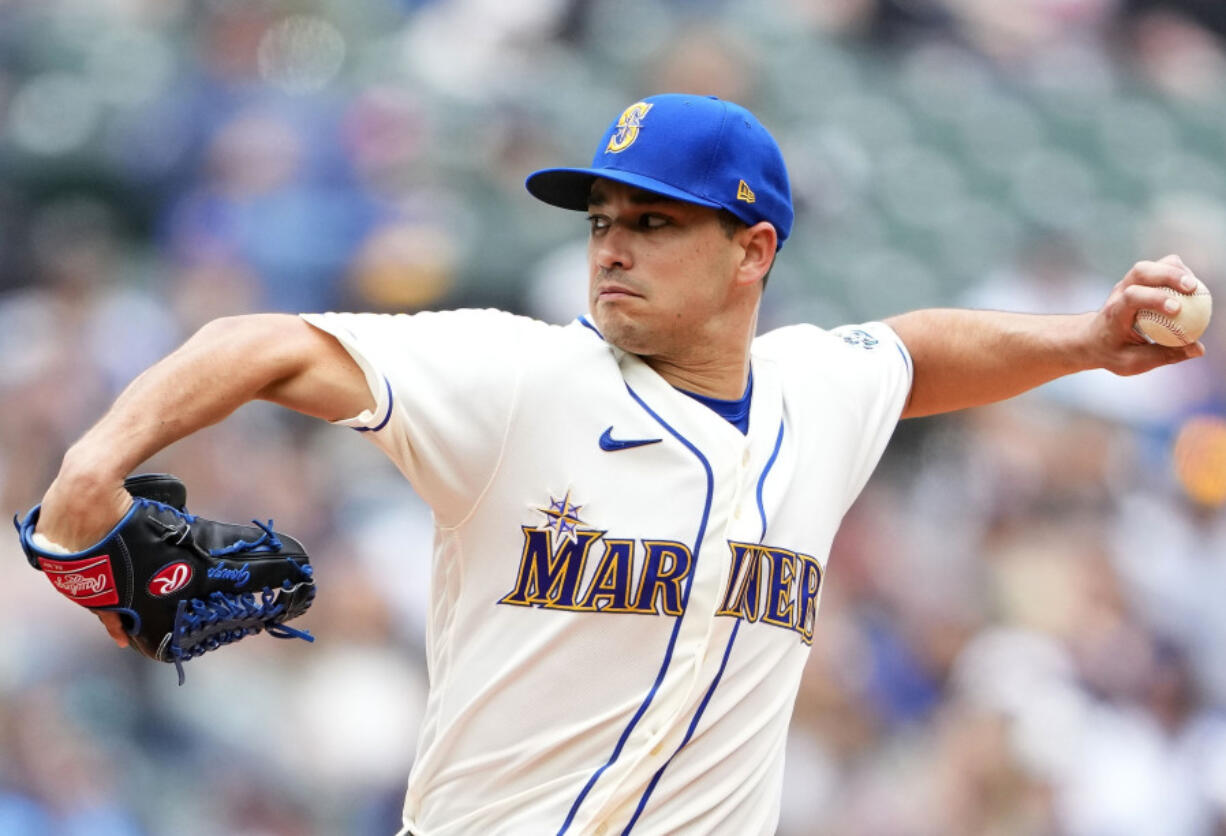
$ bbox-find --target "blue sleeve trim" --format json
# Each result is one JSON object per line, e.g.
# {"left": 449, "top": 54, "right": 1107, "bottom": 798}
{"left": 354, "top": 376, "right": 394, "bottom": 433}
{"left": 894, "top": 340, "right": 912, "bottom": 380}
{"left": 621, "top": 417, "right": 786, "bottom": 831}
{"left": 557, "top": 383, "right": 714, "bottom": 836}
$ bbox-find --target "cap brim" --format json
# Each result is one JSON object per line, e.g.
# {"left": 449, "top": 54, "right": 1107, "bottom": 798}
{"left": 525, "top": 167, "right": 722, "bottom": 212}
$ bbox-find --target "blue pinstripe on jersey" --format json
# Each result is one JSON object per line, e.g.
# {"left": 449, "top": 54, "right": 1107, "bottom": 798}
{"left": 578, "top": 316, "right": 603, "bottom": 339}
{"left": 755, "top": 421, "right": 786, "bottom": 542}
{"left": 556, "top": 382, "right": 715, "bottom": 835}
{"left": 621, "top": 418, "right": 786, "bottom": 833}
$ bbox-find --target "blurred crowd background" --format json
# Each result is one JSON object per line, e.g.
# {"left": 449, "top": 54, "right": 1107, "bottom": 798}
{"left": 2, "top": 0, "right": 1226, "bottom": 834}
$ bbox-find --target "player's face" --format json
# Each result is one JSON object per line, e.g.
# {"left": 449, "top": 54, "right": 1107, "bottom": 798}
{"left": 585, "top": 180, "right": 745, "bottom": 357}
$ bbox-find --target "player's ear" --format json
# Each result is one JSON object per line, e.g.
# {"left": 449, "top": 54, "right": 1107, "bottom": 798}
{"left": 734, "top": 221, "right": 777, "bottom": 288}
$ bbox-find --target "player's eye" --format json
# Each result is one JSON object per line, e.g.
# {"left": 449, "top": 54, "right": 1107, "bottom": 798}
{"left": 586, "top": 215, "right": 610, "bottom": 233}
{"left": 639, "top": 214, "right": 669, "bottom": 230}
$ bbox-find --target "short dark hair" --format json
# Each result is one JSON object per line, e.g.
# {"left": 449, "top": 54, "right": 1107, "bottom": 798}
{"left": 716, "top": 210, "right": 774, "bottom": 290}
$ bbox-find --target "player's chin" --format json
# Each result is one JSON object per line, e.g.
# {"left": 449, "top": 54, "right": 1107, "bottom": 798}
{"left": 591, "top": 299, "right": 635, "bottom": 328}
{"left": 591, "top": 308, "right": 653, "bottom": 354}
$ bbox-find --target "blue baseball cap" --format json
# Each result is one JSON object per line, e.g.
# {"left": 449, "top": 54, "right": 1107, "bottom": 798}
{"left": 526, "top": 94, "right": 793, "bottom": 248}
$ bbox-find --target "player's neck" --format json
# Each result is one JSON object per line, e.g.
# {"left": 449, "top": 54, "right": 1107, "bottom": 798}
{"left": 646, "top": 350, "right": 751, "bottom": 399}
{"left": 644, "top": 305, "right": 757, "bottom": 398}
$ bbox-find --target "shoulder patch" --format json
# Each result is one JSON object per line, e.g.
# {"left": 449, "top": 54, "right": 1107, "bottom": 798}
{"left": 840, "top": 329, "right": 879, "bottom": 350}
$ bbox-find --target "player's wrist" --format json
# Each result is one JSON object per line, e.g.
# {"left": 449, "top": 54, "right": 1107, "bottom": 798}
{"left": 57, "top": 436, "right": 137, "bottom": 490}
{"left": 41, "top": 448, "right": 134, "bottom": 548}
{"left": 1063, "top": 311, "right": 1109, "bottom": 373}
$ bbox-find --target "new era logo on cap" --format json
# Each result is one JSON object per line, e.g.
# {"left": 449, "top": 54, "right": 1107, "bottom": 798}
{"left": 525, "top": 94, "right": 794, "bottom": 248}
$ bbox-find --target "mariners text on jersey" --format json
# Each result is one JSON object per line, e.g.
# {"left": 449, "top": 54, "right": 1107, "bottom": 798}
{"left": 497, "top": 525, "right": 823, "bottom": 644}
{"left": 300, "top": 309, "right": 912, "bottom": 836}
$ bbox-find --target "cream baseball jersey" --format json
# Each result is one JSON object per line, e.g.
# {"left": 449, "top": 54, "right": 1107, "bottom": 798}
{"left": 301, "top": 308, "right": 912, "bottom": 836}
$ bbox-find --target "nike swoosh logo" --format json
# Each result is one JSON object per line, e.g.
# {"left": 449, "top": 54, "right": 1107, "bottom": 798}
{"left": 599, "top": 427, "right": 662, "bottom": 452}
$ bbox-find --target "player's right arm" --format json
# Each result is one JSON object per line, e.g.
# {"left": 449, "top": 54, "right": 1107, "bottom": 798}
{"left": 37, "top": 314, "right": 371, "bottom": 553}
{"left": 886, "top": 255, "right": 1204, "bottom": 418}
{"left": 37, "top": 314, "right": 371, "bottom": 648}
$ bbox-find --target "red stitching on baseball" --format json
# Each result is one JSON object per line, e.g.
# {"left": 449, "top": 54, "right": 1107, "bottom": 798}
{"left": 1136, "top": 309, "right": 1189, "bottom": 343}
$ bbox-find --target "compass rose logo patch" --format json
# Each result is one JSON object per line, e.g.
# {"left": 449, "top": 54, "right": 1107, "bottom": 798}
{"left": 536, "top": 490, "right": 586, "bottom": 543}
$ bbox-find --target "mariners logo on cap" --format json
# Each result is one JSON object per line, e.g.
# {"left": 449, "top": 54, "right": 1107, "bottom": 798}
{"left": 605, "top": 102, "right": 653, "bottom": 154}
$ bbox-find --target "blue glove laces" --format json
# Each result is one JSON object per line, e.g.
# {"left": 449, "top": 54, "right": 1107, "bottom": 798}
{"left": 141, "top": 498, "right": 282, "bottom": 556}
{"left": 169, "top": 559, "right": 315, "bottom": 685}
{"left": 137, "top": 500, "right": 314, "bottom": 685}
{"left": 207, "top": 519, "right": 283, "bottom": 557}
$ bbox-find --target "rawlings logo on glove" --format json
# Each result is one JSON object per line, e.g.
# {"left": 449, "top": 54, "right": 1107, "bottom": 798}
{"left": 149, "top": 562, "right": 193, "bottom": 596}
{"left": 15, "top": 474, "right": 317, "bottom": 684}
{"left": 41, "top": 556, "right": 120, "bottom": 604}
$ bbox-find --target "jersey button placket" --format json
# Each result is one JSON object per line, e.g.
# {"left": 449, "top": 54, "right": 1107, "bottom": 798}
{"left": 732, "top": 447, "right": 752, "bottom": 522}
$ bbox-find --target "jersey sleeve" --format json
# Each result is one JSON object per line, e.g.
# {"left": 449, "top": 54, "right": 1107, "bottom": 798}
{"left": 826, "top": 321, "right": 913, "bottom": 503}
{"left": 301, "top": 309, "right": 544, "bottom": 526}
{"left": 760, "top": 320, "right": 913, "bottom": 511}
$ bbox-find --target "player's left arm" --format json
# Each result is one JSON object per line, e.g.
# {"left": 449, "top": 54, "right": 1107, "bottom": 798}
{"left": 887, "top": 254, "right": 1206, "bottom": 419}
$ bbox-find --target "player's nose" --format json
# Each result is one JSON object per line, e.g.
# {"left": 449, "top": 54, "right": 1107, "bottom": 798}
{"left": 592, "top": 223, "right": 634, "bottom": 272}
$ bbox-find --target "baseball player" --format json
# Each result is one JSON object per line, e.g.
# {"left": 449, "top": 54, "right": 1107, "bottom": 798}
{"left": 32, "top": 94, "right": 1204, "bottom": 834}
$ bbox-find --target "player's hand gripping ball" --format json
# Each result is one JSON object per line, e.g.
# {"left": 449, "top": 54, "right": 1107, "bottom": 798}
{"left": 1134, "top": 275, "right": 1213, "bottom": 347}
{"left": 15, "top": 474, "right": 316, "bottom": 684}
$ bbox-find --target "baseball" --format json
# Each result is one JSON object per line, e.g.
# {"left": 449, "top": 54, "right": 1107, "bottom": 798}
{"left": 1134, "top": 276, "right": 1213, "bottom": 347}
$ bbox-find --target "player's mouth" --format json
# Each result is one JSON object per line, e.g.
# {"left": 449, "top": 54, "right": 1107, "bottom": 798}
{"left": 595, "top": 284, "right": 642, "bottom": 302}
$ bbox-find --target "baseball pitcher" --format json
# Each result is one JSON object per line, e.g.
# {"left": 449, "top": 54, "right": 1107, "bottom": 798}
{"left": 20, "top": 94, "right": 1206, "bottom": 835}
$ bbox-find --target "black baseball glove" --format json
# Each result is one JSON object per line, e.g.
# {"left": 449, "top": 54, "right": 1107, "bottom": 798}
{"left": 15, "top": 474, "right": 316, "bottom": 684}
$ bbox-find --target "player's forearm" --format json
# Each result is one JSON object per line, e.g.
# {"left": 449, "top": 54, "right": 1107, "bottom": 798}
{"left": 59, "top": 316, "right": 303, "bottom": 479}
{"left": 886, "top": 308, "right": 1099, "bottom": 418}
{"left": 42, "top": 314, "right": 370, "bottom": 547}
